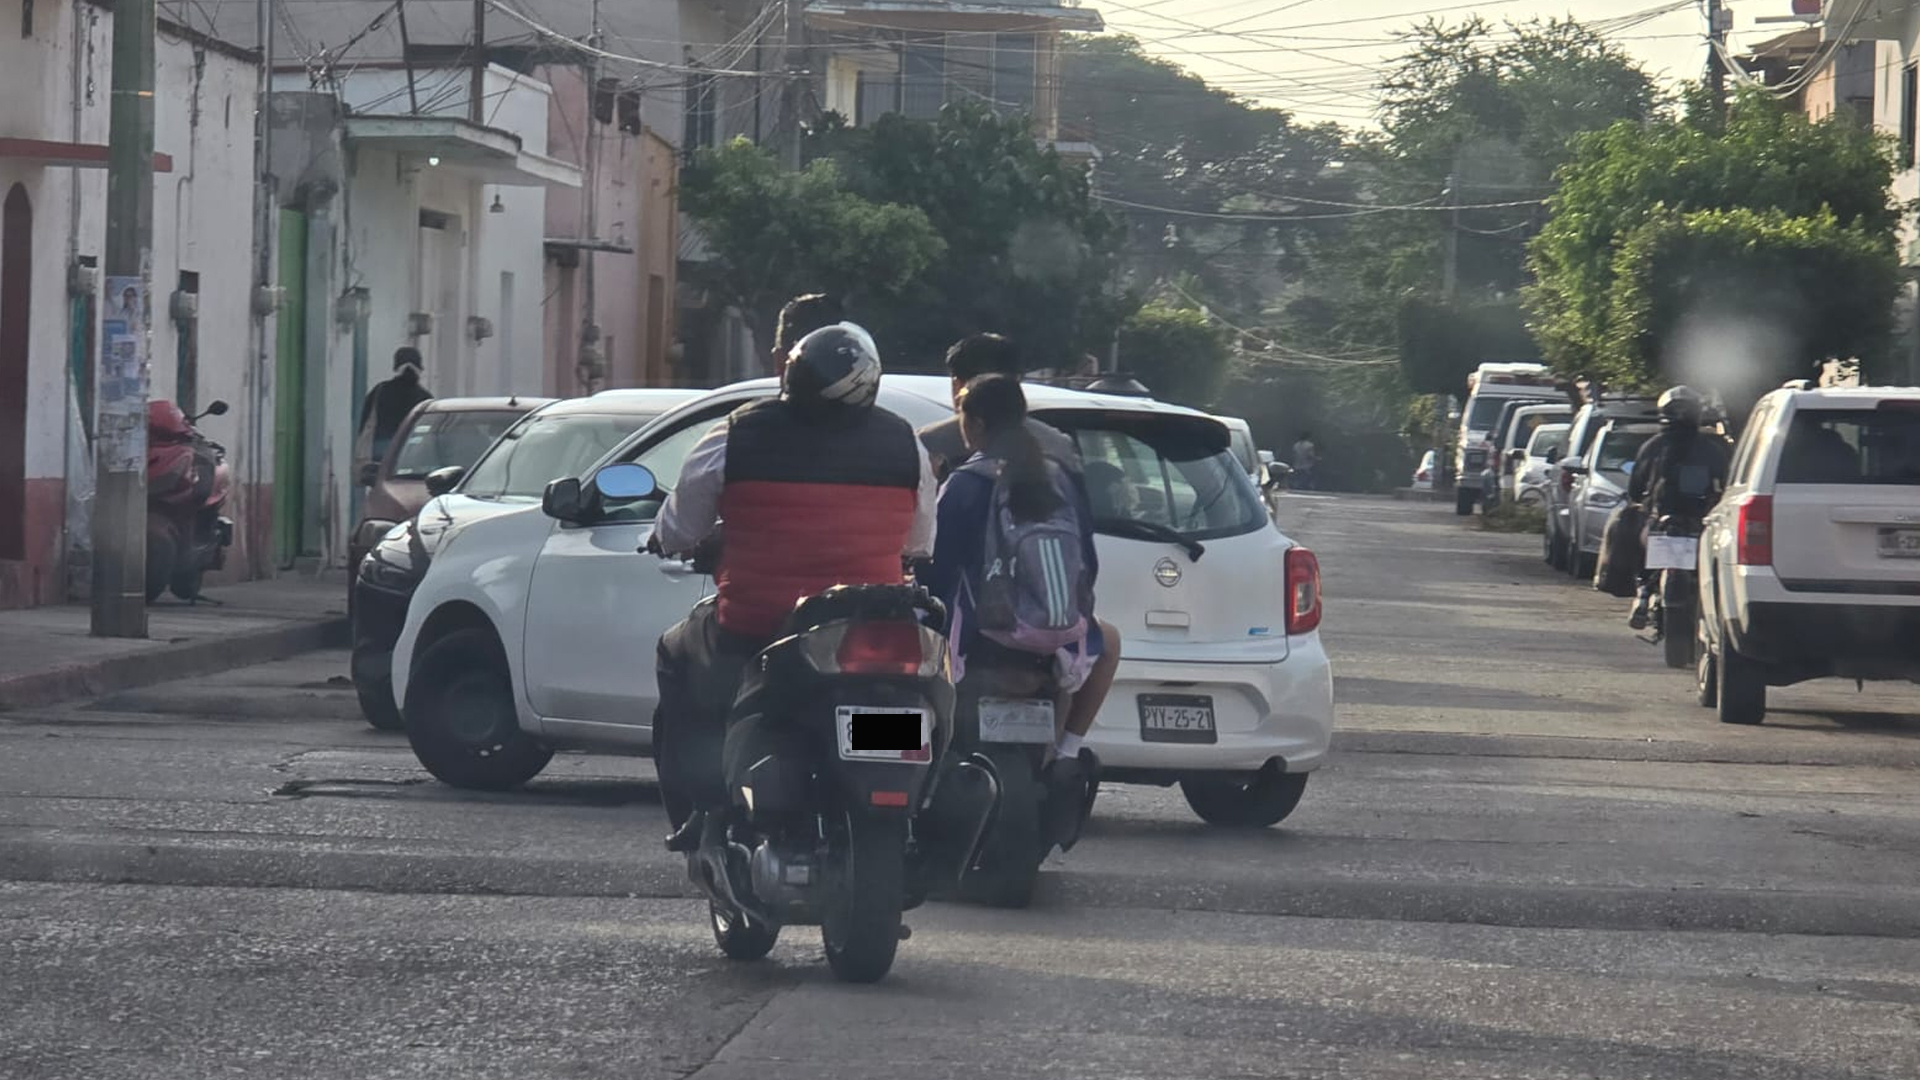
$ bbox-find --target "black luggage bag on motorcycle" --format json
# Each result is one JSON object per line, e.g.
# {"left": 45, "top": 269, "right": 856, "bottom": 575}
{"left": 1593, "top": 502, "right": 1646, "bottom": 598}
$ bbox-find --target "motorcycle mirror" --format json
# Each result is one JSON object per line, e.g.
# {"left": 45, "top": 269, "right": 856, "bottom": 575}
{"left": 424, "top": 466, "right": 465, "bottom": 497}
{"left": 593, "top": 462, "right": 659, "bottom": 503}
{"left": 204, "top": 400, "right": 230, "bottom": 417}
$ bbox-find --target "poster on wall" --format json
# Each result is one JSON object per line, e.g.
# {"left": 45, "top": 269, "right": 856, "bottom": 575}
{"left": 99, "top": 274, "right": 150, "bottom": 473}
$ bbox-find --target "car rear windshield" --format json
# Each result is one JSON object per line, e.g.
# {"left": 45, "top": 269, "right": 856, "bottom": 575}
{"left": 1465, "top": 396, "right": 1511, "bottom": 430}
{"left": 1529, "top": 427, "right": 1568, "bottom": 457}
{"left": 391, "top": 410, "right": 520, "bottom": 479}
{"left": 1053, "top": 414, "right": 1269, "bottom": 541}
{"left": 461, "top": 410, "right": 665, "bottom": 498}
{"left": 1777, "top": 407, "right": 1920, "bottom": 486}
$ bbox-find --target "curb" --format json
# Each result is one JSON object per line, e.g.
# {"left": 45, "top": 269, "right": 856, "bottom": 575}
{"left": 0, "top": 616, "right": 349, "bottom": 712}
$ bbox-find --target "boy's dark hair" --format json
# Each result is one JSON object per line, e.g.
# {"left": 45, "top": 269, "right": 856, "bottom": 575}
{"left": 393, "top": 345, "right": 424, "bottom": 370}
{"left": 773, "top": 294, "right": 845, "bottom": 357}
{"left": 962, "top": 373, "right": 1061, "bottom": 522}
{"left": 945, "top": 333, "right": 1021, "bottom": 383}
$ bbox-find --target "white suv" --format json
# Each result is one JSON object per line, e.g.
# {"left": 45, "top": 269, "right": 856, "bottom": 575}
{"left": 390, "top": 375, "right": 1336, "bottom": 828}
{"left": 1696, "top": 387, "right": 1920, "bottom": 725}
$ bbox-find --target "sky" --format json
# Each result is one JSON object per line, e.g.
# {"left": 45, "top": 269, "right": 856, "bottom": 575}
{"left": 1100, "top": 0, "right": 1801, "bottom": 126}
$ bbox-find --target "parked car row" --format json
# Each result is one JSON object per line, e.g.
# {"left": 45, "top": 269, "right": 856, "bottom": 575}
{"left": 347, "top": 377, "right": 1337, "bottom": 830}
{"left": 1525, "top": 382, "right": 1920, "bottom": 728}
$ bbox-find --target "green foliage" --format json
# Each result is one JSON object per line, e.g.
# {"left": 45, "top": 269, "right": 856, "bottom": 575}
{"left": 811, "top": 102, "right": 1124, "bottom": 369}
{"left": 1481, "top": 501, "right": 1547, "bottom": 533}
{"left": 1525, "top": 89, "right": 1902, "bottom": 390}
{"left": 1396, "top": 297, "right": 1537, "bottom": 395}
{"left": 679, "top": 140, "right": 944, "bottom": 353}
{"left": 1117, "top": 303, "right": 1231, "bottom": 404}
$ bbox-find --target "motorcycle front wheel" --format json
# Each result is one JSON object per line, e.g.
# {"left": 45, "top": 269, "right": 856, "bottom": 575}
{"left": 822, "top": 812, "right": 908, "bottom": 984}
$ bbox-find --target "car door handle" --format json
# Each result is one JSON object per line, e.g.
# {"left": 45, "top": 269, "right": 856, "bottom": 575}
{"left": 657, "top": 558, "right": 698, "bottom": 577}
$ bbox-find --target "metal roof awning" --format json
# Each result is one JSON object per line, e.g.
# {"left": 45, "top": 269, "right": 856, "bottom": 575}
{"left": 343, "top": 117, "right": 581, "bottom": 188}
{"left": 807, "top": 0, "right": 1103, "bottom": 31}
{"left": 0, "top": 138, "right": 174, "bottom": 173}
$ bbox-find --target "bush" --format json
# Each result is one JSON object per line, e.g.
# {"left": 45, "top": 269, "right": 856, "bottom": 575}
{"left": 1480, "top": 501, "right": 1546, "bottom": 534}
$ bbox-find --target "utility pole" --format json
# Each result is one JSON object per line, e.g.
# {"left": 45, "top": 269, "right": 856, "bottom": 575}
{"left": 1441, "top": 173, "right": 1458, "bottom": 299}
{"left": 93, "top": 0, "right": 156, "bottom": 637}
{"left": 1707, "top": 0, "right": 1729, "bottom": 118}
{"left": 576, "top": 0, "right": 605, "bottom": 392}
{"left": 778, "top": 0, "right": 804, "bottom": 168}
{"left": 469, "top": 0, "right": 485, "bottom": 124}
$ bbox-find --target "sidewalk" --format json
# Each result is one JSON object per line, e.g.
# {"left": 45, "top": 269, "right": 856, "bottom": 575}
{"left": 0, "top": 574, "right": 349, "bottom": 711}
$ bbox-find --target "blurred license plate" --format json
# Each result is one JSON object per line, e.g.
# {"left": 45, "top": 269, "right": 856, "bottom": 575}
{"left": 1645, "top": 535, "right": 1698, "bottom": 571}
{"left": 1878, "top": 528, "right": 1920, "bottom": 559}
{"left": 836, "top": 707, "right": 932, "bottom": 763}
{"left": 1139, "top": 694, "right": 1216, "bottom": 744}
{"left": 978, "top": 698, "right": 1055, "bottom": 744}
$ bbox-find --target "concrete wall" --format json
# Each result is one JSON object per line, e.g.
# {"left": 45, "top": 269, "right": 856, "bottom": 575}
{"left": 0, "top": 0, "right": 260, "bottom": 607}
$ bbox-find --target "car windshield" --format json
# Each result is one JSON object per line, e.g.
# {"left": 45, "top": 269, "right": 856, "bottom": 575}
{"left": 1595, "top": 428, "right": 1654, "bottom": 478}
{"left": 1776, "top": 407, "right": 1920, "bottom": 485}
{"left": 460, "top": 410, "right": 666, "bottom": 499}
{"left": 1061, "top": 416, "right": 1268, "bottom": 541}
{"left": 391, "top": 410, "right": 521, "bottom": 479}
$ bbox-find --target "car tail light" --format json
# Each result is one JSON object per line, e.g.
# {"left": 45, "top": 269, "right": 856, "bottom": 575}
{"left": 1736, "top": 495, "right": 1773, "bottom": 566}
{"left": 834, "top": 621, "right": 926, "bottom": 675}
{"left": 1284, "top": 547, "right": 1322, "bottom": 635}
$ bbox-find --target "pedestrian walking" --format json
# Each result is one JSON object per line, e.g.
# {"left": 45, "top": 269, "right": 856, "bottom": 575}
{"left": 355, "top": 346, "right": 433, "bottom": 479}
{"left": 1291, "top": 431, "right": 1320, "bottom": 491}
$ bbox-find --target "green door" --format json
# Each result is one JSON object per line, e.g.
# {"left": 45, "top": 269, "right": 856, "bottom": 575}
{"left": 273, "top": 208, "right": 307, "bottom": 565}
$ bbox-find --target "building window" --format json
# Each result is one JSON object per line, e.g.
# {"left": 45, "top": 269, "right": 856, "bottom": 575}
{"left": 994, "top": 34, "right": 1036, "bottom": 113}
{"left": 684, "top": 73, "right": 716, "bottom": 151}
{"left": 901, "top": 43, "right": 944, "bottom": 119}
{"left": 1902, "top": 64, "right": 1917, "bottom": 169}
{"left": 855, "top": 70, "right": 896, "bottom": 126}
{"left": 594, "top": 77, "right": 619, "bottom": 125}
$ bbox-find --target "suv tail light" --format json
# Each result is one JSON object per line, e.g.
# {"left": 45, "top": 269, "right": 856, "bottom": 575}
{"left": 833, "top": 621, "right": 927, "bottom": 675}
{"left": 1736, "top": 495, "right": 1773, "bottom": 566}
{"left": 1284, "top": 547, "right": 1322, "bottom": 635}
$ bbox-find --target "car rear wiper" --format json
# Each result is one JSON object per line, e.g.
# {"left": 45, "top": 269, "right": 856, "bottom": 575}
{"left": 1095, "top": 517, "right": 1204, "bottom": 562}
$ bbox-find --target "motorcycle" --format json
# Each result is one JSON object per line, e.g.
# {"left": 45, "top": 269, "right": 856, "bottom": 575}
{"left": 146, "top": 399, "right": 233, "bottom": 604}
{"left": 613, "top": 463, "right": 997, "bottom": 983}
{"left": 1643, "top": 514, "right": 1701, "bottom": 670}
{"left": 929, "top": 641, "right": 1096, "bottom": 909}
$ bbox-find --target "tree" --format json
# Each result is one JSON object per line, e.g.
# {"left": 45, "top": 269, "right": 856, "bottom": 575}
{"left": 1525, "top": 90, "right": 1902, "bottom": 399}
{"left": 810, "top": 103, "right": 1125, "bottom": 369}
{"left": 678, "top": 139, "right": 945, "bottom": 358}
{"left": 1116, "top": 303, "right": 1231, "bottom": 404}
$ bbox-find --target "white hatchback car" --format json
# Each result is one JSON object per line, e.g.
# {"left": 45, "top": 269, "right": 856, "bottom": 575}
{"left": 391, "top": 375, "right": 1335, "bottom": 827}
{"left": 1696, "top": 387, "right": 1920, "bottom": 725}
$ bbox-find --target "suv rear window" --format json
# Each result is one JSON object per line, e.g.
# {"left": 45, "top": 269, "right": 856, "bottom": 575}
{"left": 1056, "top": 415, "right": 1269, "bottom": 541}
{"left": 1777, "top": 408, "right": 1920, "bottom": 486}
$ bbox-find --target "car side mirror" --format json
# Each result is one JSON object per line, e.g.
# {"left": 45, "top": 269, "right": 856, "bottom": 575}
{"left": 1545, "top": 447, "right": 1561, "bottom": 464}
{"left": 543, "top": 476, "right": 585, "bottom": 523}
{"left": 358, "top": 462, "right": 380, "bottom": 488}
{"left": 424, "top": 466, "right": 465, "bottom": 498}
{"left": 1565, "top": 463, "right": 1590, "bottom": 476}
{"left": 1257, "top": 449, "right": 1276, "bottom": 467}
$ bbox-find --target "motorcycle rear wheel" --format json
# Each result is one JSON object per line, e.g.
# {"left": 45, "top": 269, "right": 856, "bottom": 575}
{"left": 956, "top": 748, "right": 1044, "bottom": 909}
{"left": 822, "top": 813, "right": 908, "bottom": 984}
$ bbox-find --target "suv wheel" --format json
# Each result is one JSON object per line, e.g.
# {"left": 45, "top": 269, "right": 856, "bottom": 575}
{"left": 1181, "top": 770, "right": 1309, "bottom": 828}
{"left": 1715, "top": 635, "right": 1768, "bottom": 726}
{"left": 403, "top": 627, "right": 553, "bottom": 789}
{"left": 1546, "top": 521, "right": 1569, "bottom": 570}
{"left": 1695, "top": 611, "right": 1718, "bottom": 708}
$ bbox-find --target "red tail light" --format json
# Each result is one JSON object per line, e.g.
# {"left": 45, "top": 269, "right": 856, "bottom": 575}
{"left": 1284, "top": 547, "right": 1322, "bottom": 635}
{"left": 1736, "top": 495, "right": 1773, "bottom": 566}
{"left": 834, "top": 621, "right": 925, "bottom": 675}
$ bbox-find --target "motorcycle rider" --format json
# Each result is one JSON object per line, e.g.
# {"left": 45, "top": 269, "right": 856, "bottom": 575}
{"left": 1625, "top": 385, "right": 1733, "bottom": 630}
{"left": 916, "top": 335, "right": 1122, "bottom": 770}
{"left": 918, "top": 374, "right": 1102, "bottom": 846}
{"left": 653, "top": 320, "right": 937, "bottom": 853}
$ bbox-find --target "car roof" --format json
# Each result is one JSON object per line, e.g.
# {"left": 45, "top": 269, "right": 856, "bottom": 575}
{"left": 530, "top": 388, "right": 706, "bottom": 419}
{"left": 417, "top": 395, "right": 555, "bottom": 413}
{"left": 701, "top": 373, "right": 1224, "bottom": 422}
{"left": 1773, "top": 386, "right": 1920, "bottom": 408}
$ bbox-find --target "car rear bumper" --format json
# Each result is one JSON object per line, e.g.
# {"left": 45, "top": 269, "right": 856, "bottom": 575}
{"left": 1083, "top": 635, "right": 1335, "bottom": 777}
{"left": 1729, "top": 597, "right": 1920, "bottom": 679}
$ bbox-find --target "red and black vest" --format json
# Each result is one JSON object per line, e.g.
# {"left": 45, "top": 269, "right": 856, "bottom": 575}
{"left": 716, "top": 399, "right": 920, "bottom": 638}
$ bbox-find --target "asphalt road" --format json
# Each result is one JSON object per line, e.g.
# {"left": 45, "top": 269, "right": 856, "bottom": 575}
{"left": 4, "top": 496, "right": 1919, "bottom": 1078}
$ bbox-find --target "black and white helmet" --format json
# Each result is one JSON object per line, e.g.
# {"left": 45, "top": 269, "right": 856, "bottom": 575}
{"left": 1657, "top": 385, "right": 1705, "bottom": 428}
{"left": 784, "top": 322, "right": 882, "bottom": 413}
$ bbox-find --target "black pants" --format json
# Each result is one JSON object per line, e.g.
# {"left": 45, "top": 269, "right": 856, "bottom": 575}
{"left": 655, "top": 600, "right": 768, "bottom": 814}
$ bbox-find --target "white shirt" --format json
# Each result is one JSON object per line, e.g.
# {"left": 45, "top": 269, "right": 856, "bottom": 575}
{"left": 655, "top": 418, "right": 938, "bottom": 560}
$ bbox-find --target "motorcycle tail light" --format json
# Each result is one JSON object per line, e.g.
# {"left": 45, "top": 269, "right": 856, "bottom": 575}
{"left": 1284, "top": 546, "right": 1322, "bottom": 635}
{"left": 834, "top": 621, "right": 926, "bottom": 675}
{"left": 1736, "top": 494, "right": 1773, "bottom": 566}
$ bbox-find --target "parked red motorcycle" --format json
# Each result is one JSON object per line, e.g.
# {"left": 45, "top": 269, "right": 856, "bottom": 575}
{"left": 146, "top": 399, "right": 233, "bottom": 603}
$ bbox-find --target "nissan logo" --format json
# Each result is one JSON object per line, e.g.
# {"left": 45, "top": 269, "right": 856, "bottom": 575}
{"left": 1153, "top": 557, "right": 1183, "bottom": 587}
